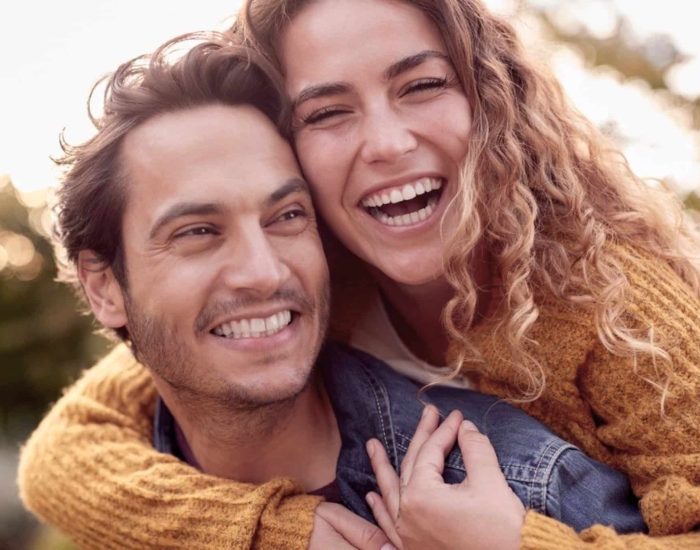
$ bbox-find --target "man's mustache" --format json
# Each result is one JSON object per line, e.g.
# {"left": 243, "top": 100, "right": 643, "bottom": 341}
{"left": 194, "top": 288, "right": 316, "bottom": 333}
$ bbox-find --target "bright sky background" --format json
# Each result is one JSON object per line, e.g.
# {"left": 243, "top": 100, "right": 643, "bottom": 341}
{"left": 0, "top": 1, "right": 242, "bottom": 197}
{"left": 1, "top": 0, "right": 698, "bottom": 198}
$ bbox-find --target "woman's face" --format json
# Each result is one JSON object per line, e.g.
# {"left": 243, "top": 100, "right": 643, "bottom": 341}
{"left": 280, "top": 0, "right": 472, "bottom": 286}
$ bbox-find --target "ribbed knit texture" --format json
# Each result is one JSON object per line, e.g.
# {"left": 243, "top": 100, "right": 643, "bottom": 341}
{"left": 17, "top": 345, "right": 321, "bottom": 549}
{"left": 17, "top": 243, "right": 700, "bottom": 547}
{"left": 469, "top": 243, "right": 700, "bottom": 547}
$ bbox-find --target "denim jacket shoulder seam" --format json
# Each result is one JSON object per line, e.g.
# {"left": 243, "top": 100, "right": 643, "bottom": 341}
{"left": 355, "top": 361, "right": 399, "bottom": 470}
{"left": 526, "top": 439, "right": 578, "bottom": 514}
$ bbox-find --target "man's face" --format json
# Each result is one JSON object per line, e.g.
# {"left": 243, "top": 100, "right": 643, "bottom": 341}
{"left": 116, "top": 103, "right": 329, "bottom": 408}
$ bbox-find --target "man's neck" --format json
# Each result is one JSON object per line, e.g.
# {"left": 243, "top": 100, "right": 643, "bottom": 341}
{"left": 154, "top": 375, "right": 341, "bottom": 492}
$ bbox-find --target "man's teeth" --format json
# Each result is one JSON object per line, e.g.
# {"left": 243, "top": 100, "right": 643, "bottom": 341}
{"left": 212, "top": 310, "right": 292, "bottom": 339}
{"left": 375, "top": 196, "right": 439, "bottom": 227}
{"left": 361, "top": 177, "right": 442, "bottom": 208}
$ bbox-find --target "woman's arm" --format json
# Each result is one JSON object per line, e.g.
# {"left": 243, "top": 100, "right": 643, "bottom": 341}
{"left": 17, "top": 344, "right": 321, "bottom": 549}
{"left": 522, "top": 246, "right": 700, "bottom": 547}
{"left": 366, "top": 405, "right": 700, "bottom": 550}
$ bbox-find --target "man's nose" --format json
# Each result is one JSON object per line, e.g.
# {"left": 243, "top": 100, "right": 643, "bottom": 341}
{"left": 359, "top": 105, "right": 418, "bottom": 165}
{"left": 219, "top": 227, "right": 291, "bottom": 298}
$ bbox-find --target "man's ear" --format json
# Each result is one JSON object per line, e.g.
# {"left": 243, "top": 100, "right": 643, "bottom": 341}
{"left": 77, "top": 250, "right": 128, "bottom": 329}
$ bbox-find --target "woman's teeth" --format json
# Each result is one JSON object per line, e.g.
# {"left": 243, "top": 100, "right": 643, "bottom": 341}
{"left": 361, "top": 177, "right": 442, "bottom": 208}
{"left": 375, "top": 196, "right": 438, "bottom": 226}
{"left": 361, "top": 177, "right": 443, "bottom": 227}
{"left": 212, "top": 310, "right": 292, "bottom": 339}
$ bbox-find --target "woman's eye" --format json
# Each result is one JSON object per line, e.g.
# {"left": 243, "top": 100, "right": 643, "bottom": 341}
{"left": 401, "top": 77, "right": 449, "bottom": 97}
{"left": 301, "top": 107, "right": 350, "bottom": 125}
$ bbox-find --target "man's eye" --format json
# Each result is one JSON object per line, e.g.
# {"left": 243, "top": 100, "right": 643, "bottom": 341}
{"left": 277, "top": 209, "right": 307, "bottom": 222}
{"left": 174, "top": 226, "right": 217, "bottom": 239}
{"left": 267, "top": 207, "right": 311, "bottom": 233}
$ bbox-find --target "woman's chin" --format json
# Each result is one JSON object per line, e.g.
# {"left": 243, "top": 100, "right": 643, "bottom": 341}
{"left": 371, "top": 260, "right": 446, "bottom": 288}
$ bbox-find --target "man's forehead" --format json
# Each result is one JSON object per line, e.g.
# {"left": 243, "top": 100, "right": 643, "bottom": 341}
{"left": 119, "top": 104, "right": 303, "bottom": 223}
{"left": 121, "top": 103, "right": 292, "bottom": 170}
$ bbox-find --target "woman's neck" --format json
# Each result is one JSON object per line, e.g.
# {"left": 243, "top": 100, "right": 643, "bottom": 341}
{"left": 376, "top": 275, "right": 453, "bottom": 365}
{"left": 372, "top": 242, "right": 494, "bottom": 366}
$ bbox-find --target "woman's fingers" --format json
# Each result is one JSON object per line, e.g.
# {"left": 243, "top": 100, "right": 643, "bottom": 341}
{"left": 366, "top": 492, "right": 403, "bottom": 550}
{"left": 457, "top": 420, "right": 505, "bottom": 490}
{"left": 367, "top": 438, "right": 401, "bottom": 519}
{"left": 313, "top": 502, "right": 395, "bottom": 550}
{"left": 399, "top": 405, "right": 440, "bottom": 484}
{"left": 410, "top": 410, "right": 464, "bottom": 482}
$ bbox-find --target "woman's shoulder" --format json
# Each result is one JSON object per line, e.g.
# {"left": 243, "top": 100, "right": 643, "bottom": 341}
{"left": 533, "top": 239, "right": 700, "bottom": 323}
{"left": 605, "top": 240, "right": 700, "bottom": 325}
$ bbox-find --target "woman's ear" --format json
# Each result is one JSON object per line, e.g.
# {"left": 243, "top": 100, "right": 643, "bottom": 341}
{"left": 77, "top": 250, "right": 128, "bottom": 329}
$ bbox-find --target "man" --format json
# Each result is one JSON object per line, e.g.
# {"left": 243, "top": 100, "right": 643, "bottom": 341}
{"left": 20, "top": 34, "right": 645, "bottom": 549}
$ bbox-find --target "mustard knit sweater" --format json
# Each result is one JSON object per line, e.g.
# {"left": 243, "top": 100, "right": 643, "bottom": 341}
{"left": 18, "top": 244, "right": 700, "bottom": 549}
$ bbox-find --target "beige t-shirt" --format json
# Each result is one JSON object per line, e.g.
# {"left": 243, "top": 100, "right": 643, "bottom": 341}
{"left": 348, "top": 291, "right": 473, "bottom": 389}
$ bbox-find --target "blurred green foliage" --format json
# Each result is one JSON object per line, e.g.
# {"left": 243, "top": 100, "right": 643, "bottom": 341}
{"left": 0, "top": 181, "right": 108, "bottom": 443}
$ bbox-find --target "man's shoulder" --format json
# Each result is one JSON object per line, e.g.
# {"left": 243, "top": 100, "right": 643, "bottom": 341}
{"left": 319, "top": 341, "right": 422, "bottom": 396}
{"left": 321, "top": 342, "right": 575, "bottom": 478}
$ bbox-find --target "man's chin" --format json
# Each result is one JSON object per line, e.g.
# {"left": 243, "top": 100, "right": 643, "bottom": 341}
{"left": 217, "top": 366, "right": 317, "bottom": 411}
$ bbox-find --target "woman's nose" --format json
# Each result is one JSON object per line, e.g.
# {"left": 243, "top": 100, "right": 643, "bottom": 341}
{"left": 359, "top": 106, "right": 418, "bottom": 165}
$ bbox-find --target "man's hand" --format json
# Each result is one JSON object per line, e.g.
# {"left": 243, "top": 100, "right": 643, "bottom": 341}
{"left": 365, "top": 406, "right": 525, "bottom": 550}
{"left": 310, "top": 502, "right": 395, "bottom": 549}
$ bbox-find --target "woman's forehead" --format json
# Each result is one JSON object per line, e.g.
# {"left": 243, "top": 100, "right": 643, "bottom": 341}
{"left": 278, "top": 0, "right": 448, "bottom": 88}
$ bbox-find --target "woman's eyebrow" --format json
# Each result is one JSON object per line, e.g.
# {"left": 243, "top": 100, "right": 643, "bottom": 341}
{"left": 383, "top": 50, "right": 449, "bottom": 80}
{"left": 292, "top": 82, "right": 351, "bottom": 110}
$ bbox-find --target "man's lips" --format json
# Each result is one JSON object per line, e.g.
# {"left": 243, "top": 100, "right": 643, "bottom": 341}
{"left": 211, "top": 309, "right": 293, "bottom": 340}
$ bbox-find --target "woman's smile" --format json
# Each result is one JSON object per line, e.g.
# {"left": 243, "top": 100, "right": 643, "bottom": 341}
{"left": 359, "top": 175, "right": 445, "bottom": 228}
{"left": 281, "top": 0, "right": 472, "bottom": 286}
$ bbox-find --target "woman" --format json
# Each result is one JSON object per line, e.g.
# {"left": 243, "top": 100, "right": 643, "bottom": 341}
{"left": 19, "top": 0, "right": 700, "bottom": 548}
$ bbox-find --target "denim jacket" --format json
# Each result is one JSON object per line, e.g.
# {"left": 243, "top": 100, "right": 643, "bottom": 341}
{"left": 155, "top": 342, "right": 646, "bottom": 534}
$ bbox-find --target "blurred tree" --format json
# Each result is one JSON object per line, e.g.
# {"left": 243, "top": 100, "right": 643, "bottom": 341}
{"left": 0, "top": 180, "right": 108, "bottom": 443}
{"left": 529, "top": 2, "right": 700, "bottom": 213}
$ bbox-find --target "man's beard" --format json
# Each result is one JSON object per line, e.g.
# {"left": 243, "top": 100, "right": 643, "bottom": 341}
{"left": 123, "top": 283, "right": 330, "bottom": 413}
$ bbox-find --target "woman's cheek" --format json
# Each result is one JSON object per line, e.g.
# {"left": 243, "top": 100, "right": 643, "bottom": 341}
{"left": 298, "top": 134, "right": 347, "bottom": 203}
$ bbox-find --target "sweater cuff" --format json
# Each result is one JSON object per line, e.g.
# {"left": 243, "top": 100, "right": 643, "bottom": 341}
{"left": 254, "top": 493, "right": 322, "bottom": 549}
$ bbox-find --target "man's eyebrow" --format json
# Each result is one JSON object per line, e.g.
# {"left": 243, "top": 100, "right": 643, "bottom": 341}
{"left": 267, "top": 177, "right": 311, "bottom": 206}
{"left": 292, "top": 82, "right": 351, "bottom": 110}
{"left": 149, "top": 202, "right": 224, "bottom": 240}
{"left": 383, "top": 50, "right": 450, "bottom": 81}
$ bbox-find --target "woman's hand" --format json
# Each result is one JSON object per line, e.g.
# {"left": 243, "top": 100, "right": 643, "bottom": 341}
{"left": 310, "top": 502, "right": 395, "bottom": 550}
{"left": 365, "top": 406, "right": 525, "bottom": 550}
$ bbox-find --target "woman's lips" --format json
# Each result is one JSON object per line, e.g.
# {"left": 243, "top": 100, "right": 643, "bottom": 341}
{"left": 360, "top": 177, "right": 445, "bottom": 228}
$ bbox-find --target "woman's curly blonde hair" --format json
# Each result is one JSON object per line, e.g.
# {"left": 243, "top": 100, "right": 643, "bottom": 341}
{"left": 236, "top": 0, "right": 700, "bottom": 403}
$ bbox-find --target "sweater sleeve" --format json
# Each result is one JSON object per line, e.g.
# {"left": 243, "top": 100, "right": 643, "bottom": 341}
{"left": 17, "top": 344, "right": 322, "bottom": 550}
{"left": 524, "top": 245, "right": 700, "bottom": 548}
{"left": 521, "top": 511, "right": 700, "bottom": 549}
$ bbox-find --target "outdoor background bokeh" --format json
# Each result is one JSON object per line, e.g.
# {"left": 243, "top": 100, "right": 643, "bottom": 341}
{"left": 1, "top": 1, "right": 699, "bottom": 549}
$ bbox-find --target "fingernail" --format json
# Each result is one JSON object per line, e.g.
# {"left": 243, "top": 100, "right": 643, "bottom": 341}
{"left": 381, "top": 544, "right": 398, "bottom": 550}
{"left": 366, "top": 440, "right": 375, "bottom": 458}
{"left": 366, "top": 493, "right": 374, "bottom": 506}
{"left": 462, "top": 420, "right": 477, "bottom": 432}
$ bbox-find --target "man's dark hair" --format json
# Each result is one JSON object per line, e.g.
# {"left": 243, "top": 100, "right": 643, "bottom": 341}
{"left": 54, "top": 32, "right": 289, "bottom": 341}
